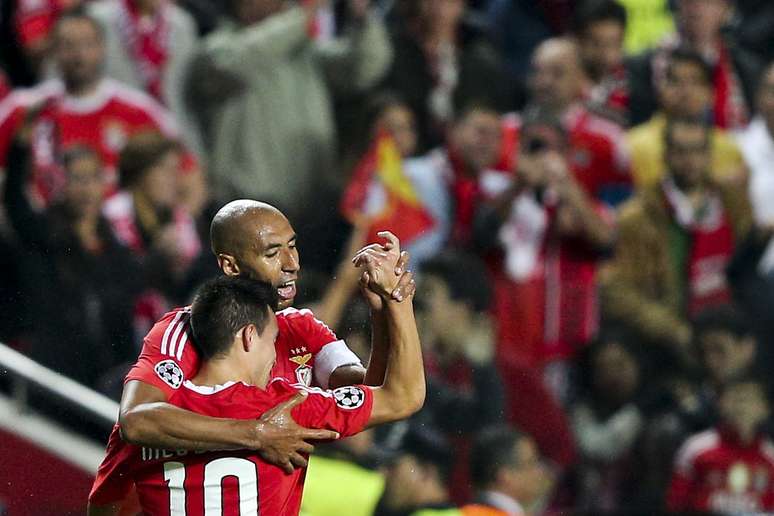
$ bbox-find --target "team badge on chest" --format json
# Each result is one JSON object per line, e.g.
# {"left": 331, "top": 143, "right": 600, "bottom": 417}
{"left": 289, "top": 351, "right": 313, "bottom": 386}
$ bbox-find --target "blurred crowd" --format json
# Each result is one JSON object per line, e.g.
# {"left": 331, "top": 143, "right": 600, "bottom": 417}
{"left": 1, "top": 0, "right": 774, "bottom": 514}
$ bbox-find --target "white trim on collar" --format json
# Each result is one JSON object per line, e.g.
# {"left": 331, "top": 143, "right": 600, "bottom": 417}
{"left": 182, "top": 380, "right": 240, "bottom": 395}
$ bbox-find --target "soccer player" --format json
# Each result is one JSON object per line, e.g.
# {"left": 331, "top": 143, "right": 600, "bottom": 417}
{"left": 88, "top": 256, "right": 424, "bottom": 514}
{"left": 110, "top": 200, "right": 413, "bottom": 485}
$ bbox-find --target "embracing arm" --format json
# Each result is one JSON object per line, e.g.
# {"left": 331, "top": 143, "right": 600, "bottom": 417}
{"left": 119, "top": 380, "right": 337, "bottom": 472}
{"left": 367, "top": 299, "right": 425, "bottom": 426}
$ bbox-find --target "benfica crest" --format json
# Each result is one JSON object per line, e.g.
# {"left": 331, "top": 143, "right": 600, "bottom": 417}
{"left": 290, "top": 353, "right": 313, "bottom": 386}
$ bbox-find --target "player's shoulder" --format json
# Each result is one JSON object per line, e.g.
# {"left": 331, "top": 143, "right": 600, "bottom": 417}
{"left": 0, "top": 80, "right": 60, "bottom": 123}
{"left": 277, "top": 307, "right": 332, "bottom": 332}
{"left": 143, "top": 306, "right": 192, "bottom": 351}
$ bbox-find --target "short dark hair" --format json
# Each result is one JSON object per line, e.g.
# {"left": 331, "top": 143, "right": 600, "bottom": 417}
{"left": 54, "top": 6, "right": 105, "bottom": 40}
{"left": 693, "top": 305, "right": 753, "bottom": 341}
{"left": 470, "top": 426, "right": 525, "bottom": 489}
{"left": 573, "top": 0, "right": 627, "bottom": 35}
{"left": 393, "top": 425, "right": 454, "bottom": 481}
{"left": 420, "top": 251, "right": 492, "bottom": 313}
{"left": 118, "top": 131, "right": 182, "bottom": 189}
{"left": 667, "top": 47, "right": 714, "bottom": 86}
{"left": 190, "top": 276, "right": 278, "bottom": 360}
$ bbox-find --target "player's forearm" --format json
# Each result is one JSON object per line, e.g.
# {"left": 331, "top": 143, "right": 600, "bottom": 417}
{"left": 120, "top": 402, "right": 253, "bottom": 451}
{"left": 364, "top": 309, "right": 389, "bottom": 386}
{"left": 372, "top": 300, "right": 425, "bottom": 423}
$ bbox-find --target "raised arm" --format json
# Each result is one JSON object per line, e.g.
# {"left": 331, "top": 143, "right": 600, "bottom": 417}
{"left": 119, "top": 380, "right": 337, "bottom": 473}
{"left": 353, "top": 232, "right": 425, "bottom": 426}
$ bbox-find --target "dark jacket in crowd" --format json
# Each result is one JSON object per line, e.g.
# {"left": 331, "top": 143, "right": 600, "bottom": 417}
{"left": 4, "top": 142, "right": 143, "bottom": 388}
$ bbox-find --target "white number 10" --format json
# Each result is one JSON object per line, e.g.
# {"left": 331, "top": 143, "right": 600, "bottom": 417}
{"left": 163, "top": 458, "right": 259, "bottom": 515}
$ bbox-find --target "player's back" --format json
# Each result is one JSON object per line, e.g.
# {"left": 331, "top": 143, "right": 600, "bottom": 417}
{"left": 132, "top": 380, "right": 309, "bottom": 516}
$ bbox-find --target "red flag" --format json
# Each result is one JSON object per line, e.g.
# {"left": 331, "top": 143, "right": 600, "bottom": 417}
{"left": 340, "top": 132, "right": 435, "bottom": 245}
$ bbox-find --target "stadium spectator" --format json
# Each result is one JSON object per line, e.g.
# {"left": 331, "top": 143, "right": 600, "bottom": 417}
{"left": 736, "top": 62, "right": 774, "bottom": 226}
{"left": 464, "top": 426, "right": 551, "bottom": 516}
{"left": 383, "top": 0, "right": 513, "bottom": 153}
{"left": 103, "top": 131, "right": 202, "bottom": 333}
{"left": 695, "top": 306, "right": 758, "bottom": 396}
{"left": 0, "top": 8, "right": 178, "bottom": 205}
{"left": 412, "top": 251, "right": 505, "bottom": 503}
{"left": 373, "top": 426, "right": 460, "bottom": 516}
{"left": 361, "top": 101, "right": 501, "bottom": 267}
{"left": 88, "top": 0, "right": 203, "bottom": 155}
{"left": 571, "top": 334, "right": 644, "bottom": 512}
{"left": 627, "top": 0, "right": 762, "bottom": 129}
{"left": 190, "top": 0, "right": 391, "bottom": 225}
{"left": 627, "top": 47, "right": 747, "bottom": 191}
{"left": 484, "top": 0, "right": 573, "bottom": 85}
{"left": 475, "top": 107, "right": 614, "bottom": 399}
{"left": 498, "top": 38, "right": 631, "bottom": 206}
{"left": 601, "top": 117, "right": 752, "bottom": 362}
{"left": 3, "top": 110, "right": 142, "bottom": 389}
{"left": 573, "top": 0, "right": 630, "bottom": 126}
{"left": 12, "top": 0, "right": 83, "bottom": 78}
{"left": 666, "top": 375, "right": 774, "bottom": 514}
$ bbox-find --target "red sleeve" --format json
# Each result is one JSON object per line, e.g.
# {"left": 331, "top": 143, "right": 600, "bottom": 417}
{"left": 291, "top": 385, "right": 374, "bottom": 438}
{"left": 124, "top": 308, "right": 199, "bottom": 399}
{"left": 89, "top": 425, "right": 135, "bottom": 505}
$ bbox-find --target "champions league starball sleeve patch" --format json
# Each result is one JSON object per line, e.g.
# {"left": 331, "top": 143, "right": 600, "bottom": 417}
{"left": 154, "top": 359, "right": 184, "bottom": 389}
{"left": 332, "top": 386, "right": 366, "bottom": 410}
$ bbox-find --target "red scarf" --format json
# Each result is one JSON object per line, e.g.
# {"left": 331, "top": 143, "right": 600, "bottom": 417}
{"left": 117, "top": 0, "right": 170, "bottom": 101}
{"left": 713, "top": 44, "right": 748, "bottom": 130}
{"left": 447, "top": 147, "right": 481, "bottom": 246}
{"left": 663, "top": 181, "right": 734, "bottom": 316}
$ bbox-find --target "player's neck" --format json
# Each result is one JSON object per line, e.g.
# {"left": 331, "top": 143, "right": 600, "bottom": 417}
{"left": 192, "top": 357, "right": 270, "bottom": 389}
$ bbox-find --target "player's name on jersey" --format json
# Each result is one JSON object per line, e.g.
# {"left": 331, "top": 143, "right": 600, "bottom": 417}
{"left": 141, "top": 447, "right": 208, "bottom": 462}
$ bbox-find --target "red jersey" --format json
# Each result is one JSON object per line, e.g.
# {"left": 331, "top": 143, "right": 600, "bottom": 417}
{"left": 497, "top": 106, "right": 631, "bottom": 205}
{"left": 89, "top": 378, "right": 374, "bottom": 515}
{"left": 0, "top": 78, "right": 176, "bottom": 203}
{"left": 125, "top": 306, "right": 361, "bottom": 396}
{"left": 666, "top": 427, "right": 774, "bottom": 514}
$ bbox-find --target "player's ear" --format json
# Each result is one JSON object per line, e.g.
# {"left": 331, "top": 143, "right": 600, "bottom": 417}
{"left": 241, "top": 324, "right": 257, "bottom": 352}
{"left": 218, "top": 253, "right": 240, "bottom": 276}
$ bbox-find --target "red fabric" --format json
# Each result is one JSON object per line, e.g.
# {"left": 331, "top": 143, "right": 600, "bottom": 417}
{"left": 117, "top": 0, "right": 171, "bottom": 100}
{"left": 0, "top": 79, "right": 176, "bottom": 203}
{"left": 89, "top": 379, "right": 373, "bottom": 514}
{"left": 666, "top": 427, "right": 774, "bottom": 513}
{"left": 13, "top": 0, "right": 73, "bottom": 49}
{"left": 340, "top": 132, "right": 436, "bottom": 245}
{"left": 124, "top": 307, "right": 340, "bottom": 399}
{"left": 661, "top": 190, "right": 735, "bottom": 317}
{"left": 584, "top": 65, "right": 630, "bottom": 123}
{"left": 496, "top": 107, "right": 631, "bottom": 199}
{"left": 447, "top": 148, "right": 483, "bottom": 246}
{"left": 499, "top": 362, "right": 577, "bottom": 467}
{"left": 685, "top": 213, "right": 735, "bottom": 317}
{"left": 713, "top": 44, "right": 748, "bottom": 130}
